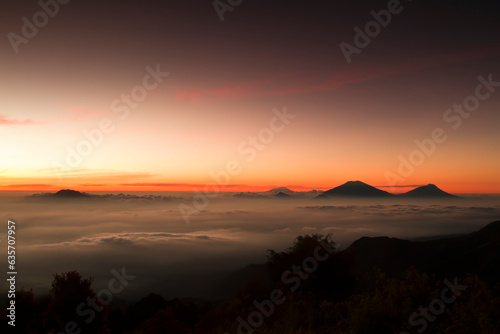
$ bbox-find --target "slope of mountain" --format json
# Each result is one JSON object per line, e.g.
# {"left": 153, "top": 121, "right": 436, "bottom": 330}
{"left": 343, "top": 220, "right": 500, "bottom": 281}
{"left": 215, "top": 221, "right": 500, "bottom": 298}
{"left": 266, "top": 187, "right": 295, "bottom": 195}
{"left": 317, "top": 181, "right": 393, "bottom": 198}
{"left": 274, "top": 191, "right": 291, "bottom": 198}
{"left": 399, "top": 184, "right": 457, "bottom": 198}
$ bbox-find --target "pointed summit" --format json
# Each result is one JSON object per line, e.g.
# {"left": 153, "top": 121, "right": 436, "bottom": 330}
{"left": 317, "top": 181, "right": 393, "bottom": 198}
{"left": 274, "top": 191, "right": 291, "bottom": 198}
{"left": 400, "top": 184, "right": 456, "bottom": 198}
{"left": 266, "top": 187, "right": 295, "bottom": 195}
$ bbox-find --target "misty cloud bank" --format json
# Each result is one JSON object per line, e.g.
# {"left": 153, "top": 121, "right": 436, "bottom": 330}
{"left": 0, "top": 191, "right": 499, "bottom": 299}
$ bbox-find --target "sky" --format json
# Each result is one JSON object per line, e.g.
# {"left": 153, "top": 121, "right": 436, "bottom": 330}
{"left": 1, "top": 0, "right": 500, "bottom": 193}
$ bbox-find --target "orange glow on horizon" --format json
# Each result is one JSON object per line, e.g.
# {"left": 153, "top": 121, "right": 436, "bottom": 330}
{"left": 1, "top": 179, "right": 499, "bottom": 194}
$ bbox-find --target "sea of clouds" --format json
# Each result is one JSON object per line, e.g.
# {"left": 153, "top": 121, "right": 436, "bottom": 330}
{"left": 1, "top": 191, "right": 499, "bottom": 299}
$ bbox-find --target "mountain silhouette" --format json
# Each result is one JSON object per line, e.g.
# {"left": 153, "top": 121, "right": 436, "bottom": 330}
{"left": 36, "top": 189, "right": 93, "bottom": 199}
{"left": 53, "top": 189, "right": 90, "bottom": 198}
{"left": 317, "top": 181, "right": 393, "bottom": 198}
{"left": 29, "top": 190, "right": 179, "bottom": 201}
{"left": 399, "top": 184, "right": 456, "bottom": 198}
{"left": 235, "top": 187, "right": 322, "bottom": 198}
{"left": 266, "top": 187, "right": 295, "bottom": 195}
{"left": 215, "top": 220, "right": 500, "bottom": 298}
{"left": 343, "top": 220, "right": 500, "bottom": 281}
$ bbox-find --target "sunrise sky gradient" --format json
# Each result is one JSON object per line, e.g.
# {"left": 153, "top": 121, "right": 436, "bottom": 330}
{"left": 1, "top": 0, "right": 499, "bottom": 193}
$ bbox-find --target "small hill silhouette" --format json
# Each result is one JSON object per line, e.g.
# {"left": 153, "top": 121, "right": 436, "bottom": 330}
{"left": 400, "top": 184, "right": 456, "bottom": 198}
{"left": 28, "top": 189, "right": 93, "bottom": 199}
{"left": 343, "top": 220, "right": 500, "bottom": 281}
{"left": 53, "top": 189, "right": 91, "bottom": 198}
{"left": 216, "top": 220, "right": 500, "bottom": 298}
{"left": 236, "top": 187, "right": 321, "bottom": 198}
{"left": 317, "top": 181, "right": 393, "bottom": 198}
{"left": 266, "top": 187, "right": 295, "bottom": 195}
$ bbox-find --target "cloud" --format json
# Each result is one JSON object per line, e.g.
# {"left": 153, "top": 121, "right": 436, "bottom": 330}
{"left": 2, "top": 184, "right": 56, "bottom": 189}
{"left": 173, "top": 49, "right": 497, "bottom": 101}
{"left": 11, "top": 194, "right": 500, "bottom": 299}
{"left": 345, "top": 228, "right": 375, "bottom": 233}
{"left": 301, "top": 204, "right": 500, "bottom": 218}
{"left": 37, "top": 232, "right": 228, "bottom": 247}
{"left": 173, "top": 74, "right": 282, "bottom": 101}
{"left": 323, "top": 226, "right": 374, "bottom": 234}
{"left": 323, "top": 227, "right": 343, "bottom": 231}
{"left": 0, "top": 115, "right": 41, "bottom": 125}
{"left": 63, "top": 106, "right": 102, "bottom": 122}
{"left": 36, "top": 167, "right": 157, "bottom": 180}
{"left": 300, "top": 205, "right": 358, "bottom": 211}
{"left": 218, "top": 210, "right": 250, "bottom": 215}
{"left": 376, "top": 185, "right": 425, "bottom": 189}
{"left": 120, "top": 183, "right": 245, "bottom": 187}
{"left": 120, "top": 183, "right": 247, "bottom": 189}
{"left": 99, "top": 193, "right": 179, "bottom": 201}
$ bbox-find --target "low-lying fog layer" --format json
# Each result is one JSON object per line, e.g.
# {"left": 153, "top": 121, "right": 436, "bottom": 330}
{"left": 1, "top": 191, "right": 499, "bottom": 299}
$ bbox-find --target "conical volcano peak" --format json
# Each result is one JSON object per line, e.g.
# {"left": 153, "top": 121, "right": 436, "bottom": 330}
{"left": 401, "top": 184, "right": 456, "bottom": 198}
{"left": 317, "top": 181, "right": 393, "bottom": 198}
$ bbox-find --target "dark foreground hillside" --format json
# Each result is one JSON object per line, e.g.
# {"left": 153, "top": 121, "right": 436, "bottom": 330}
{"left": 3, "top": 221, "right": 500, "bottom": 333}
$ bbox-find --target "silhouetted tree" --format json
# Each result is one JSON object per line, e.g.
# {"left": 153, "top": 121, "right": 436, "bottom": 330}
{"left": 267, "top": 234, "right": 336, "bottom": 266}
{"left": 49, "top": 270, "right": 107, "bottom": 333}
{"left": 124, "top": 293, "right": 168, "bottom": 329}
{"left": 142, "top": 307, "right": 190, "bottom": 334}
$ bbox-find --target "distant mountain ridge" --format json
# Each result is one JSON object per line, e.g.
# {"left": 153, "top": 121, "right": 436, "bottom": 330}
{"left": 316, "top": 181, "right": 456, "bottom": 199}
{"left": 214, "top": 220, "right": 500, "bottom": 298}
{"left": 234, "top": 187, "right": 323, "bottom": 199}
{"left": 343, "top": 220, "right": 500, "bottom": 280}
{"left": 28, "top": 189, "right": 176, "bottom": 201}
{"left": 30, "top": 182, "right": 456, "bottom": 201}
{"left": 237, "top": 181, "right": 456, "bottom": 200}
